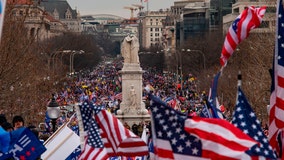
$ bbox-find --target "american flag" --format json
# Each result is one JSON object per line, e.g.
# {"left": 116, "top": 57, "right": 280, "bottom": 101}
{"left": 220, "top": 6, "right": 266, "bottom": 67}
{"left": 149, "top": 93, "right": 257, "bottom": 159}
{"left": 78, "top": 101, "right": 109, "bottom": 160}
{"left": 79, "top": 118, "right": 109, "bottom": 160}
{"left": 269, "top": 0, "right": 284, "bottom": 158}
{"left": 94, "top": 106, "right": 148, "bottom": 157}
{"left": 232, "top": 87, "right": 276, "bottom": 159}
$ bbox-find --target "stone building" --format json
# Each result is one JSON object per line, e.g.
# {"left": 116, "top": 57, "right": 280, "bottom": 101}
{"left": 39, "top": 0, "right": 81, "bottom": 33}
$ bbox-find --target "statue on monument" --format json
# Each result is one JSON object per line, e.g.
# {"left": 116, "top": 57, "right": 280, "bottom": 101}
{"left": 121, "top": 34, "right": 140, "bottom": 64}
{"left": 129, "top": 85, "right": 137, "bottom": 106}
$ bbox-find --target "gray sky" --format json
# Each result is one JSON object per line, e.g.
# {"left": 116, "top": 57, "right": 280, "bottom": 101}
{"left": 67, "top": 0, "right": 175, "bottom": 18}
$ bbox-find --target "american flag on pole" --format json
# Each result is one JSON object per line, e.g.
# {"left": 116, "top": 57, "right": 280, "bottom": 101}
{"left": 220, "top": 6, "right": 266, "bottom": 67}
{"left": 78, "top": 101, "right": 148, "bottom": 159}
{"left": 149, "top": 93, "right": 257, "bottom": 159}
{"left": 0, "top": 0, "right": 6, "bottom": 40}
{"left": 269, "top": 0, "right": 284, "bottom": 158}
{"left": 232, "top": 87, "right": 276, "bottom": 159}
{"left": 78, "top": 101, "right": 109, "bottom": 160}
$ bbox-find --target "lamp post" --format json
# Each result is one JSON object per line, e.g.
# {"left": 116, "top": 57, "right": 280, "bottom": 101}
{"left": 69, "top": 50, "right": 84, "bottom": 76}
{"left": 47, "top": 94, "right": 60, "bottom": 133}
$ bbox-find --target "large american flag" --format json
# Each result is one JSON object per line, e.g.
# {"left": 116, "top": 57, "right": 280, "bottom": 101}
{"left": 149, "top": 93, "right": 257, "bottom": 159}
{"left": 232, "top": 87, "right": 276, "bottom": 159}
{"left": 78, "top": 101, "right": 148, "bottom": 159}
{"left": 220, "top": 6, "right": 266, "bottom": 67}
{"left": 269, "top": 0, "right": 284, "bottom": 158}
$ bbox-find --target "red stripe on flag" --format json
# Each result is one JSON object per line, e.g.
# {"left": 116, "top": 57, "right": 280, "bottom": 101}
{"left": 95, "top": 110, "right": 148, "bottom": 157}
{"left": 220, "top": 6, "right": 266, "bottom": 67}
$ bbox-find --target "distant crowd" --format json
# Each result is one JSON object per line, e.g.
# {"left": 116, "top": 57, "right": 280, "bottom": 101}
{"left": 0, "top": 57, "right": 269, "bottom": 142}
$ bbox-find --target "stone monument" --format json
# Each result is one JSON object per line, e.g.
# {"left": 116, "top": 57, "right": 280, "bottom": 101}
{"left": 116, "top": 34, "right": 150, "bottom": 126}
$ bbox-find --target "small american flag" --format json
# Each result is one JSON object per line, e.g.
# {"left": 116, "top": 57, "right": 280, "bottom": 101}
{"left": 269, "top": 0, "right": 284, "bottom": 158}
{"left": 149, "top": 93, "right": 257, "bottom": 159}
{"left": 220, "top": 6, "right": 266, "bottom": 67}
{"left": 232, "top": 87, "right": 276, "bottom": 159}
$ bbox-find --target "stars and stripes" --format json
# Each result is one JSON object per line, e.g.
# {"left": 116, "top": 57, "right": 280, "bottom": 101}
{"left": 269, "top": 0, "right": 284, "bottom": 158}
{"left": 78, "top": 100, "right": 148, "bottom": 159}
{"left": 79, "top": 118, "right": 109, "bottom": 160}
{"left": 94, "top": 106, "right": 148, "bottom": 157}
{"left": 220, "top": 6, "right": 266, "bottom": 67}
{"left": 78, "top": 101, "right": 108, "bottom": 160}
{"left": 232, "top": 87, "right": 276, "bottom": 159}
{"left": 149, "top": 93, "right": 257, "bottom": 159}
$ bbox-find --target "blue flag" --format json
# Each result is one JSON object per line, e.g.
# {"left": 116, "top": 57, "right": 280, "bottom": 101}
{"left": 0, "top": 127, "right": 46, "bottom": 160}
{"left": 0, "top": 126, "right": 10, "bottom": 153}
{"left": 207, "top": 72, "right": 224, "bottom": 118}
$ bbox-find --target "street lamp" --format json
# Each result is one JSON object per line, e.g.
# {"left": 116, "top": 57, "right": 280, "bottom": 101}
{"left": 69, "top": 50, "right": 85, "bottom": 76}
{"left": 47, "top": 94, "right": 60, "bottom": 133}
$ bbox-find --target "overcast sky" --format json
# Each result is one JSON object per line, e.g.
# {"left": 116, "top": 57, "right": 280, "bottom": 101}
{"left": 67, "top": 0, "right": 175, "bottom": 18}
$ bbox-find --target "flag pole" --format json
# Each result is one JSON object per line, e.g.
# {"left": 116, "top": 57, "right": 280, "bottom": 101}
{"left": 75, "top": 103, "right": 85, "bottom": 150}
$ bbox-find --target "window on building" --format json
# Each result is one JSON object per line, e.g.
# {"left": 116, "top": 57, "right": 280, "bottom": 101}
{"left": 150, "top": 28, "right": 153, "bottom": 31}
{"left": 233, "top": 8, "right": 239, "bottom": 14}
{"left": 155, "top": 28, "right": 159, "bottom": 31}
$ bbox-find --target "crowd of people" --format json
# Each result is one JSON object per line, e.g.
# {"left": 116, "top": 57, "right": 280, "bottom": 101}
{"left": 0, "top": 57, "right": 269, "bottom": 147}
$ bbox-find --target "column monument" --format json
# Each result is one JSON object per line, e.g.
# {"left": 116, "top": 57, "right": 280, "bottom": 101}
{"left": 116, "top": 35, "right": 150, "bottom": 126}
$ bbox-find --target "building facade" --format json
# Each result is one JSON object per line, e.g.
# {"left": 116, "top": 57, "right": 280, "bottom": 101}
{"left": 40, "top": 0, "right": 82, "bottom": 33}
{"left": 141, "top": 10, "right": 168, "bottom": 49}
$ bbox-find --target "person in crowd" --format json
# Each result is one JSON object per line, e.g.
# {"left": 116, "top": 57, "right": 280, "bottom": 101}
{"left": 12, "top": 115, "right": 25, "bottom": 130}
{"left": 2, "top": 122, "right": 13, "bottom": 132}
{"left": 0, "top": 114, "right": 7, "bottom": 127}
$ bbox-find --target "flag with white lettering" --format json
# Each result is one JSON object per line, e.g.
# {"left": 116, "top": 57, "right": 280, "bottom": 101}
{"left": 0, "top": 127, "right": 46, "bottom": 160}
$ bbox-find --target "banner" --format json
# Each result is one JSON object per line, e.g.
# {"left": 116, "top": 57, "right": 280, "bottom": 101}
{"left": 0, "top": 127, "right": 46, "bottom": 160}
{"left": 42, "top": 124, "right": 80, "bottom": 160}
